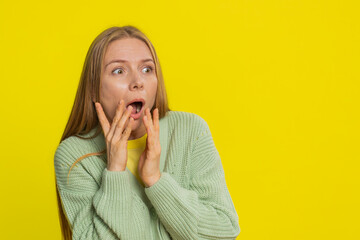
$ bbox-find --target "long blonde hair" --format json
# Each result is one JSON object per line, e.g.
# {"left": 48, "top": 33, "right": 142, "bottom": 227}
{"left": 55, "top": 25, "right": 171, "bottom": 240}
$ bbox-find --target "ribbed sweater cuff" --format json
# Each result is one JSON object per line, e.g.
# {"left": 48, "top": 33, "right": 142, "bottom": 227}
{"left": 144, "top": 172, "right": 173, "bottom": 198}
{"left": 100, "top": 168, "right": 131, "bottom": 200}
{"left": 144, "top": 172, "right": 198, "bottom": 210}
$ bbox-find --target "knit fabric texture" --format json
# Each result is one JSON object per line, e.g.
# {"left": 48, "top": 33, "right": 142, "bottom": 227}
{"left": 54, "top": 110, "right": 240, "bottom": 239}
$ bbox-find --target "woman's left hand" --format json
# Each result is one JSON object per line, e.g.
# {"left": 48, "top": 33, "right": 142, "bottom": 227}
{"left": 138, "top": 107, "right": 161, "bottom": 188}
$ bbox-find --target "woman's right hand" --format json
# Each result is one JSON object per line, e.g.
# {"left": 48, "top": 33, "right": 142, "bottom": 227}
{"left": 94, "top": 99, "right": 134, "bottom": 172}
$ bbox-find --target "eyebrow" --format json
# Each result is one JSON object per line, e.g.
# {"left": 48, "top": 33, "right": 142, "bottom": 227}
{"left": 105, "top": 58, "right": 154, "bottom": 69}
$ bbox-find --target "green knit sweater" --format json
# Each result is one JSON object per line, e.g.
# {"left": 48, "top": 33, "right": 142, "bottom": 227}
{"left": 54, "top": 110, "right": 240, "bottom": 239}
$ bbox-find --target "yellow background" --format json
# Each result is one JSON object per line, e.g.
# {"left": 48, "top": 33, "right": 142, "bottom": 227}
{"left": 0, "top": 0, "right": 359, "bottom": 239}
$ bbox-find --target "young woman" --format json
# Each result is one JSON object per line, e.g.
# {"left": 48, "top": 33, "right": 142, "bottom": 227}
{"left": 54, "top": 25, "right": 240, "bottom": 240}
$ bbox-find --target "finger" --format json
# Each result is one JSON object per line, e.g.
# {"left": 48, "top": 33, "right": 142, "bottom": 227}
{"left": 143, "top": 108, "right": 152, "bottom": 138}
{"left": 107, "top": 100, "right": 126, "bottom": 142}
{"left": 112, "top": 105, "right": 133, "bottom": 142}
{"left": 154, "top": 108, "right": 159, "bottom": 133}
{"left": 121, "top": 115, "right": 131, "bottom": 137}
{"left": 143, "top": 112, "right": 149, "bottom": 132}
{"left": 95, "top": 102, "right": 110, "bottom": 135}
{"left": 146, "top": 108, "right": 155, "bottom": 135}
{"left": 121, "top": 117, "right": 134, "bottom": 140}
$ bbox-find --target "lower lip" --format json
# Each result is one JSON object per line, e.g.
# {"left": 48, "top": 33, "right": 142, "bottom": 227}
{"left": 130, "top": 105, "right": 144, "bottom": 120}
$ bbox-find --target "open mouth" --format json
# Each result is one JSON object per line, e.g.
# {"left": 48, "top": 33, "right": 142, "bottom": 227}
{"left": 127, "top": 101, "right": 143, "bottom": 114}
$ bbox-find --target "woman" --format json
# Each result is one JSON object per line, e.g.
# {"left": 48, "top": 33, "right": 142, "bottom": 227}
{"left": 54, "top": 25, "right": 240, "bottom": 240}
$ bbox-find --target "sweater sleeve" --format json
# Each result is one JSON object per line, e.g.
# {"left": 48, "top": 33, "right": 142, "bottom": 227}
{"left": 54, "top": 142, "right": 152, "bottom": 240}
{"left": 144, "top": 117, "right": 240, "bottom": 240}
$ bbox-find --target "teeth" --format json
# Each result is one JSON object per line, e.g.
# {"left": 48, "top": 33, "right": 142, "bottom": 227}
{"left": 136, "top": 104, "right": 141, "bottom": 113}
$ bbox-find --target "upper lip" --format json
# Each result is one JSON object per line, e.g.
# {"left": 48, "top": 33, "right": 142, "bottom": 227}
{"left": 126, "top": 98, "right": 145, "bottom": 108}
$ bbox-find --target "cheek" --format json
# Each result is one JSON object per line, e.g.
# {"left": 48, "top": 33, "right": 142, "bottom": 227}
{"left": 149, "top": 78, "right": 158, "bottom": 93}
{"left": 101, "top": 81, "right": 126, "bottom": 101}
{"left": 148, "top": 78, "right": 158, "bottom": 108}
{"left": 100, "top": 81, "right": 126, "bottom": 119}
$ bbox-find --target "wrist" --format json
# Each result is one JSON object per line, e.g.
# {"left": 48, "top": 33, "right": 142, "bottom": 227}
{"left": 144, "top": 172, "right": 161, "bottom": 188}
{"left": 107, "top": 164, "right": 126, "bottom": 172}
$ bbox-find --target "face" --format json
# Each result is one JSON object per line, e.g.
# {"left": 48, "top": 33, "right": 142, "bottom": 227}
{"left": 99, "top": 38, "right": 158, "bottom": 140}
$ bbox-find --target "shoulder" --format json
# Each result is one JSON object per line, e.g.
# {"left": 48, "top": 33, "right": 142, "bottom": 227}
{"left": 166, "top": 110, "right": 210, "bottom": 135}
{"left": 54, "top": 135, "right": 83, "bottom": 167}
{"left": 166, "top": 110, "right": 207, "bottom": 124}
{"left": 54, "top": 129, "right": 103, "bottom": 167}
{"left": 54, "top": 133, "right": 103, "bottom": 192}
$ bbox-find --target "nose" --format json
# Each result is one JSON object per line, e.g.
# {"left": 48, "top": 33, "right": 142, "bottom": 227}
{"left": 129, "top": 72, "right": 144, "bottom": 90}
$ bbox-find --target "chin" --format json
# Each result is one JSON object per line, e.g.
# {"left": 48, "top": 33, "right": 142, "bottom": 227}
{"left": 131, "top": 119, "right": 142, "bottom": 129}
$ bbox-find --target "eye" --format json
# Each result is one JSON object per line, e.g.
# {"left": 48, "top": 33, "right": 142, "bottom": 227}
{"left": 142, "top": 66, "right": 153, "bottom": 73}
{"left": 112, "top": 68, "right": 124, "bottom": 75}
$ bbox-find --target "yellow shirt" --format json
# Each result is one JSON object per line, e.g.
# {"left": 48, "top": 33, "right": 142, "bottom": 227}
{"left": 127, "top": 133, "right": 147, "bottom": 187}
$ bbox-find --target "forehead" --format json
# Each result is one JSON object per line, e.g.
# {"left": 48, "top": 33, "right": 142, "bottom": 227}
{"left": 104, "top": 38, "right": 153, "bottom": 62}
